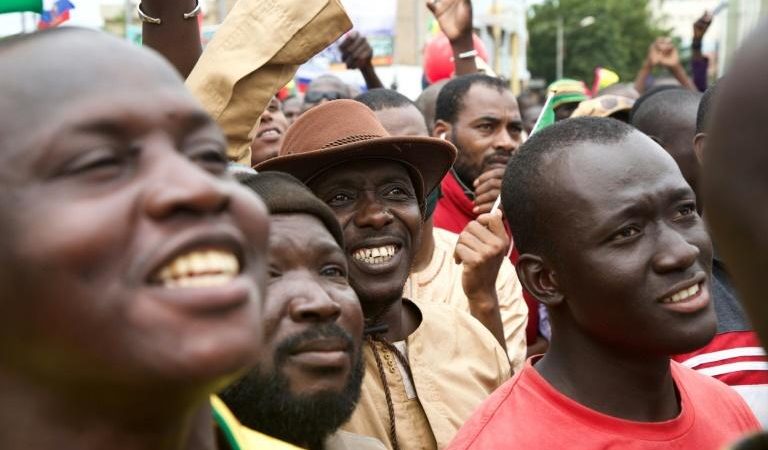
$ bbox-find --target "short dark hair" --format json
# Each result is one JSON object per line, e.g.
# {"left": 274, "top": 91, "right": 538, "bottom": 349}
{"left": 355, "top": 88, "right": 415, "bottom": 111}
{"left": 630, "top": 87, "right": 701, "bottom": 137}
{"left": 435, "top": 74, "right": 509, "bottom": 124}
{"left": 502, "top": 117, "right": 634, "bottom": 255}
{"left": 696, "top": 81, "right": 720, "bottom": 134}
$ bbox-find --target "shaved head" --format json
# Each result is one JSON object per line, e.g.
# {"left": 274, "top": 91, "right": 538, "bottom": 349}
{"left": 704, "top": 21, "right": 768, "bottom": 346}
{"left": 0, "top": 28, "right": 192, "bottom": 158}
{"left": 631, "top": 88, "right": 702, "bottom": 202}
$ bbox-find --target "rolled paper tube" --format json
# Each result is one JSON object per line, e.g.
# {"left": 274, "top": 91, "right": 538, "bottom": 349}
{"left": 0, "top": 0, "right": 43, "bottom": 13}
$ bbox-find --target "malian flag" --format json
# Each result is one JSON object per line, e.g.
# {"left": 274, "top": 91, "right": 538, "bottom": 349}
{"left": 38, "top": 0, "right": 74, "bottom": 30}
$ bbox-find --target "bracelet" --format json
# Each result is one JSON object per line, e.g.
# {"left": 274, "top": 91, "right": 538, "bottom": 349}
{"left": 457, "top": 49, "right": 479, "bottom": 60}
{"left": 137, "top": 0, "right": 201, "bottom": 25}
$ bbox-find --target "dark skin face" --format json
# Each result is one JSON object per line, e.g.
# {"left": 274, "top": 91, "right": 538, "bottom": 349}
{"left": 0, "top": 32, "right": 270, "bottom": 400}
{"left": 302, "top": 76, "right": 350, "bottom": 112}
{"left": 522, "top": 104, "right": 543, "bottom": 135}
{"left": 644, "top": 107, "right": 701, "bottom": 208}
{"left": 435, "top": 84, "right": 523, "bottom": 187}
{"left": 374, "top": 105, "right": 429, "bottom": 138}
{"left": 521, "top": 131, "right": 716, "bottom": 358}
{"left": 308, "top": 160, "right": 422, "bottom": 318}
{"left": 553, "top": 101, "right": 579, "bottom": 121}
{"left": 250, "top": 96, "right": 288, "bottom": 166}
{"left": 518, "top": 131, "right": 717, "bottom": 421}
{"left": 262, "top": 214, "right": 363, "bottom": 396}
{"left": 282, "top": 96, "right": 303, "bottom": 126}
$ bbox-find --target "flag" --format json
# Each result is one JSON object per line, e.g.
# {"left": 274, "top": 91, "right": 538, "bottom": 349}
{"left": 38, "top": 0, "right": 74, "bottom": 29}
{"left": 0, "top": 0, "right": 42, "bottom": 14}
{"left": 530, "top": 93, "right": 556, "bottom": 136}
{"left": 591, "top": 67, "right": 620, "bottom": 95}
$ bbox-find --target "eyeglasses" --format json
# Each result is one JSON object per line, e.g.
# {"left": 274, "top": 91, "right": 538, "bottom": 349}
{"left": 304, "top": 90, "right": 347, "bottom": 104}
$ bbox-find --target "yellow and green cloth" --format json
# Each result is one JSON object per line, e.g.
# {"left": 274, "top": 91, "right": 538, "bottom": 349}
{"left": 211, "top": 396, "right": 301, "bottom": 450}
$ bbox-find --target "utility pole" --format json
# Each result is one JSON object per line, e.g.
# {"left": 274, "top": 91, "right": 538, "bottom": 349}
{"left": 556, "top": 15, "right": 563, "bottom": 80}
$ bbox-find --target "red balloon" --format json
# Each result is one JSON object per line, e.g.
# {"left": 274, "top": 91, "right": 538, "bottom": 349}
{"left": 423, "top": 33, "right": 489, "bottom": 83}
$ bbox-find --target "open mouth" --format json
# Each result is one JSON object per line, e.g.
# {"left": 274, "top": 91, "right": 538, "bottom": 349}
{"left": 152, "top": 249, "right": 240, "bottom": 288}
{"left": 661, "top": 282, "right": 701, "bottom": 304}
{"left": 257, "top": 127, "right": 282, "bottom": 139}
{"left": 351, "top": 244, "right": 399, "bottom": 266}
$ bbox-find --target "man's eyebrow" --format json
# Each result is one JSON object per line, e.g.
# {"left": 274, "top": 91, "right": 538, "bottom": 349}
{"left": 71, "top": 111, "right": 215, "bottom": 136}
{"left": 72, "top": 119, "right": 129, "bottom": 137}
{"left": 602, "top": 186, "right": 696, "bottom": 223}
{"left": 472, "top": 115, "right": 501, "bottom": 123}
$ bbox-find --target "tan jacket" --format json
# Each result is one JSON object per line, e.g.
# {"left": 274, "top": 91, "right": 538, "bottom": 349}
{"left": 342, "top": 301, "right": 511, "bottom": 450}
{"left": 186, "top": 0, "right": 352, "bottom": 165}
{"left": 404, "top": 227, "right": 528, "bottom": 373}
{"left": 325, "top": 430, "right": 387, "bottom": 450}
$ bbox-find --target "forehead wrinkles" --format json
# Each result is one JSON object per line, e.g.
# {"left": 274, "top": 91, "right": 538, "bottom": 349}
{"left": 546, "top": 140, "right": 685, "bottom": 225}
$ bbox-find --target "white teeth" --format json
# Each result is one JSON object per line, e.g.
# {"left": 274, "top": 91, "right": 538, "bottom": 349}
{"left": 155, "top": 250, "right": 239, "bottom": 288}
{"left": 352, "top": 245, "right": 397, "bottom": 265}
{"left": 662, "top": 283, "right": 700, "bottom": 303}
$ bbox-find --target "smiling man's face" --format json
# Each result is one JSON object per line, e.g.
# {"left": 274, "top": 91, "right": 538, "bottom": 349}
{"left": 538, "top": 131, "right": 716, "bottom": 355}
{"left": 250, "top": 96, "right": 289, "bottom": 166}
{"left": 0, "top": 30, "right": 269, "bottom": 392}
{"left": 308, "top": 160, "right": 422, "bottom": 309}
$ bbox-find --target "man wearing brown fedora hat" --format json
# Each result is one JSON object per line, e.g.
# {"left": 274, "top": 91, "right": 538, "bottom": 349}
{"left": 256, "top": 99, "right": 511, "bottom": 450}
{"left": 355, "top": 88, "right": 529, "bottom": 373}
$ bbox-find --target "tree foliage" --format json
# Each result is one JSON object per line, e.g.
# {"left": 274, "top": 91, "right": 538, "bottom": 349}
{"left": 527, "top": 0, "right": 669, "bottom": 86}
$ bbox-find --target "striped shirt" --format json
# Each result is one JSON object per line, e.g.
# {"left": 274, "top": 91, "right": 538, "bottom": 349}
{"left": 673, "top": 257, "right": 768, "bottom": 427}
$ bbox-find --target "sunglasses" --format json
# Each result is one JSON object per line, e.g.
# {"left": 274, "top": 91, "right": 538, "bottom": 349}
{"left": 304, "top": 90, "right": 347, "bottom": 104}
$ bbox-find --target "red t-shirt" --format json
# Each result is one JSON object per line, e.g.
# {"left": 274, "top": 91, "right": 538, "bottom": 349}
{"left": 448, "top": 358, "right": 760, "bottom": 450}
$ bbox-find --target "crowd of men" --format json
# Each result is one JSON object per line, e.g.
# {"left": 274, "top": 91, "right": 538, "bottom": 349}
{"left": 0, "top": 0, "right": 767, "bottom": 449}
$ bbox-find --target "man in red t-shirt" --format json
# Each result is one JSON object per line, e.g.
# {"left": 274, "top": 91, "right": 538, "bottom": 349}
{"left": 449, "top": 117, "right": 760, "bottom": 450}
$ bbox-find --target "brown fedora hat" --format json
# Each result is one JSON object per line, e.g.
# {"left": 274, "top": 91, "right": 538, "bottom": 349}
{"left": 254, "top": 99, "right": 456, "bottom": 204}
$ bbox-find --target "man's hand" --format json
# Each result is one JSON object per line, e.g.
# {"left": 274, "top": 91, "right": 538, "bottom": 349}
{"left": 426, "top": 0, "right": 473, "bottom": 43}
{"left": 339, "top": 31, "right": 374, "bottom": 70}
{"left": 651, "top": 37, "right": 681, "bottom": 69}
{"left": 693, "top": 12, "right": 713, "bottom": 41}
{"left": 454, "top": 210, "right": 510, "bottom": 303}
{"left": 473, "top": 167, "right": 505, "bottom": 215}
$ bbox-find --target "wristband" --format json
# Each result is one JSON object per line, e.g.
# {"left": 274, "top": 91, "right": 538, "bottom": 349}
{"left": 457, "top": 49, "right": 479, "bottom": 60}
{"left": 137, "top": 0, "right": 200, "bottom": 25}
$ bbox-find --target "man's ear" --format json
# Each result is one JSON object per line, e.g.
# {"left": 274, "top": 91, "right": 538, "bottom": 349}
{"left": 693, "top": 132, "right": 706, "bottom": 165}
{"left": 433, "top": 120, "right": 451, "bottom": 140}
{"left": 516, "top": 254, "right": 564, "bottom": 307}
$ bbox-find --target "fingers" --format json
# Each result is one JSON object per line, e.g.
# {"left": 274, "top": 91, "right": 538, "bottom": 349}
{"left": 478, "top": 210, "right": 507, "bottom": 239}
{"left": 473, "top": 168, "right": 504, "bottom": 214}
{"left": 339, "top": 31, "right": 359, "bottom": 51}
{"left": 453, "top": 215, "right": 509, "bottom": 265}
{"left": 473, "top": 167, "right": 505, "bottom": 189}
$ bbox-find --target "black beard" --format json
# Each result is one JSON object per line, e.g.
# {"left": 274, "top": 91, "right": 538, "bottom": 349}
{"left": 219, "top": 324, "right": 365, "bottom": 450}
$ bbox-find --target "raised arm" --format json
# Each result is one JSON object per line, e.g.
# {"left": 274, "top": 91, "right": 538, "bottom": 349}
{"left": 139, "top": 0, "right": 202, "bottom": 79}
{"left": 427, "top": 0, "right": 477, "bottom": 77}
{"left": 185, "top": 0, "right": 352, "bottom": 165}
{"left": 339, "top": 31, "right": 384, "bottom": 90}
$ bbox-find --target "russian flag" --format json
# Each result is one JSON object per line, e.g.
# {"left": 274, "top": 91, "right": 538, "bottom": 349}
{"left": 38, "top": 0, "right": 74, "bottom": 29}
